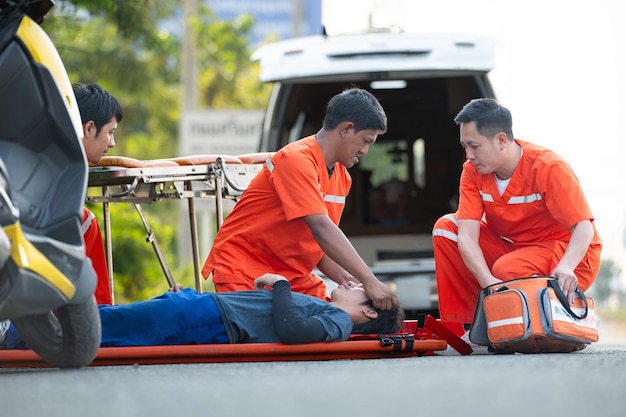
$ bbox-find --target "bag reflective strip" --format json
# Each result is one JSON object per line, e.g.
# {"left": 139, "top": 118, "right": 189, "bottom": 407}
{"left": 267, "top": 159, "right": 274, "bottom": 172}
{"left": 432, "top": 228, "right": 458, "bottom": 242}
{"left": 324, "top": 194, "right": 345, "bottom": 204}
{"left": 81, "top": 211, "right": 96, "bottom": 234}
{"left": 480, "top": 191, "right": 494, "bottom": 202}
{"left": 508, "top": 193, "right": 542, "bottom": 204}
{"left": 487, "top": 316, "right": 524, "bottom": 328}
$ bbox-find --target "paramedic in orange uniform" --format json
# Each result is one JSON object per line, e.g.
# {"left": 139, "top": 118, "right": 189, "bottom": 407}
{"left": 432, "top": 98, "right": 601, "bottom": 323}
{"left": 75, "top": 83, "right": 124, "bottom": 305}
{"left": 202, "top": 88, "right": 397, "bottom": 310}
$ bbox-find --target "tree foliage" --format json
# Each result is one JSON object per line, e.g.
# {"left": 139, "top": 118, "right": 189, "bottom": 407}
{"left": 86, "top": 201, "right": 196, "bottom": 303}
{"left": 56, "top": 0, "right": 173, "bottom": 45}
{"left": 41, "top": 0, "right": 272, "bottom": 300}
{"left": 45, "top": 1, "right": 180, "bottom": 160}
{"left": 192, "top": 4, "right": 272, "bottom": 109}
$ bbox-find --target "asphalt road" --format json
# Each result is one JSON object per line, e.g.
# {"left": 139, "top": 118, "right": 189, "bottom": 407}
{"left": 2, "top": 336, "right": 625, "bottom": 417}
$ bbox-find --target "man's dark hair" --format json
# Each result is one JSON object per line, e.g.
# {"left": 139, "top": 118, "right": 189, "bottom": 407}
{"left": 454, "top": 98, "right": 514, "bottom": 140}
{"left": 351, "top": 298, "right": 405, "bottom": 334}
{"left": 73, "top": 83, "right": 124, "bottom": 135}
{"left": 322, "top": 87, "right": 387, "bottom": 134}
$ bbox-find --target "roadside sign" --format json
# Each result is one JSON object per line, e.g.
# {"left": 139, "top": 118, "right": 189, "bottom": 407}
{"left": 180, "top": 109, "right": 263, "bottom": 156}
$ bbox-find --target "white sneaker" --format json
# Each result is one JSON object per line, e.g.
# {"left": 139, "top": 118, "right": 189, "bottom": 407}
{"left": 0, "top": 319, "right": 10, "bottom": 347}
{"left": 436, "top": 330, "right": 492, "bottom": 356}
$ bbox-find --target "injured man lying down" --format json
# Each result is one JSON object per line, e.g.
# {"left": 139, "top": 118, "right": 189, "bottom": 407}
{"left": 1, "top": 274, "right": 403, "bottom": 348}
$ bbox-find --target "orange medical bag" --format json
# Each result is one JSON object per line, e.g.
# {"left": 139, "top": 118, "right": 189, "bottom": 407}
{"left": 469, "top": 276, "right": 599, "bottom": 353}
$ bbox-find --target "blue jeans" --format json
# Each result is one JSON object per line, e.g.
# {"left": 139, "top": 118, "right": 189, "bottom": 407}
{"left": 100, "top": 288, "right": 229, "bottom": 346}
{"left": 4, "top": 288, "right": 230, "bottom": 348}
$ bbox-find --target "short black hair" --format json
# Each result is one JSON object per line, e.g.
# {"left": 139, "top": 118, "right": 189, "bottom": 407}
{"left": 73, "top": 83, "right": 123, "bottom": 135}
{"left": 454, "top": 98, "right": 514, "bottom": 140}
{"left": 322, "top": 87, "right": 387, "bottom": 134}
{"left": 351, "top": 298, "right": 404, "bottom": 334}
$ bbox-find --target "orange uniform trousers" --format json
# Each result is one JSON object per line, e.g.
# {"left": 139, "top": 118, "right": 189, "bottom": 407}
{"left": 432, "top": 214, "right": 599, "bottom": 323}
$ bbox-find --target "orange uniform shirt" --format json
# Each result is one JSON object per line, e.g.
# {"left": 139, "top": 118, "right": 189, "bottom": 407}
{"left": 458, "top": 139, "right": 601, "bottom": 251}
{"left": 202, "top": 136, "right": 351, "bottom": 289}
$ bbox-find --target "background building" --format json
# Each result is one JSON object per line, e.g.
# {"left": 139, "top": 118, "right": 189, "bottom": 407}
{"left": 208, "top": 0, "right": 322, "bottom": 47}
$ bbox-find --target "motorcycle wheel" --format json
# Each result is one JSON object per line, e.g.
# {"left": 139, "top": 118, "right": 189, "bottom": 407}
{"left": 12, "top": 297, "right": 101, "bottom": 368}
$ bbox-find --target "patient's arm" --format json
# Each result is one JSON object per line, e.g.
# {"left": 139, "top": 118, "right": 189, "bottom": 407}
{"left": 271, "top": 280, "right": 327, "bottom": 344}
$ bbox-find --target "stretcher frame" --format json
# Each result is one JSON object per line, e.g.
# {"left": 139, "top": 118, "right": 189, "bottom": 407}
{"left": 0, "top": 339, "right": 448, "bottom": 367}
{"left": 0, "top": 317, "right": 464, "bottom": 368}
{"left": 87, "top": 156, "right": 265, "bottom": 297}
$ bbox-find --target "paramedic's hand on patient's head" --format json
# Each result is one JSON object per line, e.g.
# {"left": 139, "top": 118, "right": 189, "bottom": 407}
{"left": 552, "top": 265, "right": 579, "bottom": 305}
{"left": 363, "top": 279, "right": 397, "bottom": 310}
{"left": 254, "top": 273, "right": 289, "bottom": 289}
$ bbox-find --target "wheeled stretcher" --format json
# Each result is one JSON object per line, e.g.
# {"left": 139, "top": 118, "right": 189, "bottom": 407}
{"left": 86, "top": 153, "right": 271, "bottom": 295}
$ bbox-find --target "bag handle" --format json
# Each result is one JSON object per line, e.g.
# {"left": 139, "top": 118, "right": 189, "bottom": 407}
{"left": 547, "top": 279, "right": 588, "bottom": 319}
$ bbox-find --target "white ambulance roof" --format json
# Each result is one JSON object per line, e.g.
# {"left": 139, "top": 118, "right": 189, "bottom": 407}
{"left": 252, "top": 31, "right": 496, "bottom": 83}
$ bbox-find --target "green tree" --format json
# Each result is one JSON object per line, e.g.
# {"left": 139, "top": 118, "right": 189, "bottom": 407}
{"left": 54, "top": 0, "right": 171, "bottom": 44}
{"left": 42, "top": 1, "right": 271, "bottom": 301}
{"left": 44, "top": 2, "right": 183, "bottom": 301}
{"left": 191, "top": 5, "right": 272, "bottom": 109}
{"left": 87, "top": 201, "right": 196, "bottom": 303}
{"left": 46, "top": 3, "right": 180, "bottom": 160}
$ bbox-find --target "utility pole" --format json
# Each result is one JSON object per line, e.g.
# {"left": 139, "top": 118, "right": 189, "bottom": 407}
{"left": 293, "top": 0, "right": 303, "bottom": 37}
{"left": 180, "top": 0, "right": 205, "bottom": 290}
{"left": 182, "top": 0, "right": 199, "bottom": 110}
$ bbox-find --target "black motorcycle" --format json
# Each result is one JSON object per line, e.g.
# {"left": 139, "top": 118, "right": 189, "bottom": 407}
{"left": 0, "top": 0, "right": 101, "bottom": 367}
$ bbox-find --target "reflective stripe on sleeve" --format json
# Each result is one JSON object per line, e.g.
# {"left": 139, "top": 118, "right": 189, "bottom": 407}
{"left": 323, "top": 194, "right": 346, "bottom": 204}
